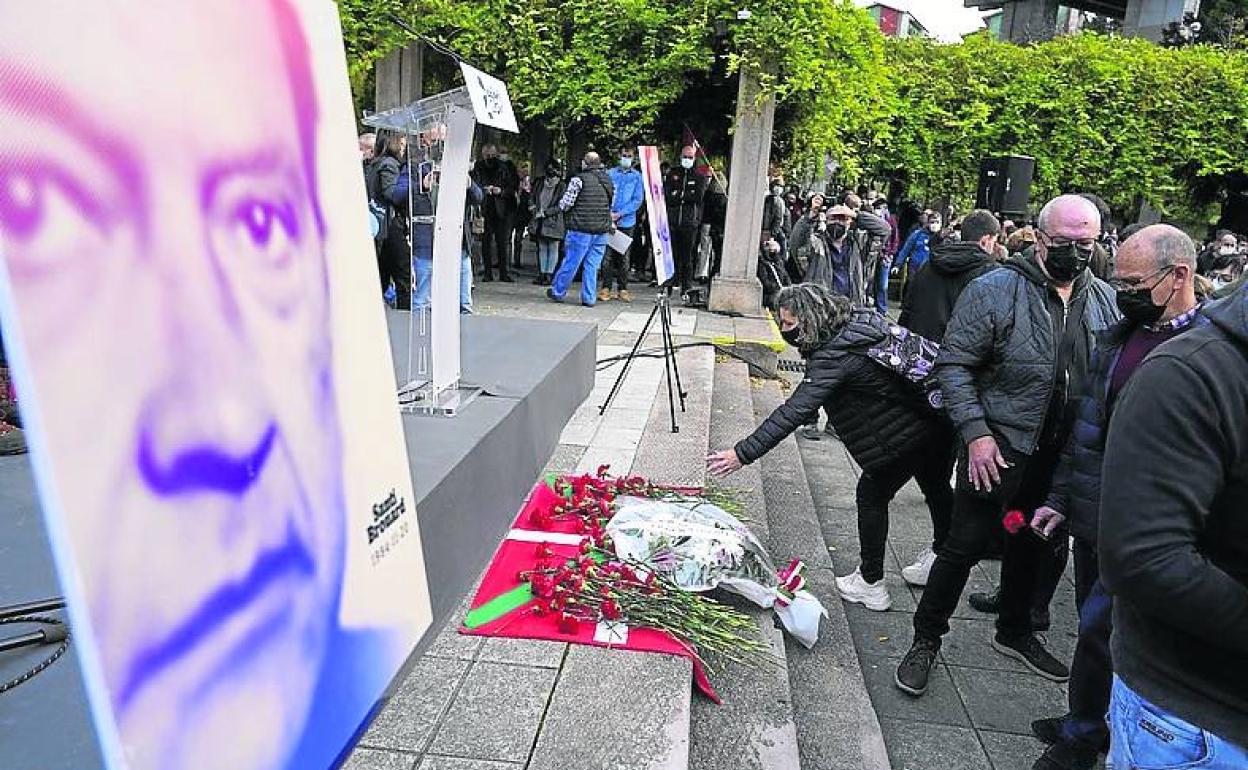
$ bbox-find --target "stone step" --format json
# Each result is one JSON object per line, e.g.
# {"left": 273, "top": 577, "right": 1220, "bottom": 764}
{"left": 528, "top": 345, "right": 716, "bottom": 770}
{"left": 687, "top": 360, "right": 800, "bottom": 770}
{"left": 750, "top": 379, "right": 892, "bottom": 770}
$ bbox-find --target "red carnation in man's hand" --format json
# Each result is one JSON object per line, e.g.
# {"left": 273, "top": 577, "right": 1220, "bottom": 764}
{"left": 1002, "top": 509, "right": 1027, "bottom": 535}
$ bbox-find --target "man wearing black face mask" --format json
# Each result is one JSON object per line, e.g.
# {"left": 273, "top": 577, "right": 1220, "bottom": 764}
{"left": 1020, "top": 225, "right": 1203, "bottom": 770}
{"left": 895, "top": 195, "right": 1120, "bottom": 699}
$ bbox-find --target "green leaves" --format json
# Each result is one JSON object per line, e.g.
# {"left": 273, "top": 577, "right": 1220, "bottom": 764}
{"left": 855, "top": 32, "right": 1248, "bottom": 220}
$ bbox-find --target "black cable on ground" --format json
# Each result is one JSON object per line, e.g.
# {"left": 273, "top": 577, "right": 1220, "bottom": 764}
{"left": 0, "top": 616, "right": 70, "bottom": 695}
{"left": 595, "top": 341, "right": 775, "bottom": 378}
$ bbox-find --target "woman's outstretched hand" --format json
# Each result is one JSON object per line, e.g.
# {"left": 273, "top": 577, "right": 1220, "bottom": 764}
{"left": 707, "top": 449, "right": 743, "bottom": 478}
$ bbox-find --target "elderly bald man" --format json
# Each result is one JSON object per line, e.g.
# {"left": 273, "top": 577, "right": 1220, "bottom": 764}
{"left": 1022, "top": 225, "right": 1205, "bottom": 770}
{"left": 894, "top": 194, "right": 1120, "bottom": 698}
{"left": 547, "top": 151, "right": 616, "bottom": 306}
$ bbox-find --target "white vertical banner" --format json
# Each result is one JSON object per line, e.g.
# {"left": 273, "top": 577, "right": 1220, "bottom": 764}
{"left": 639, "top": 146, "right": 675, "bottom": 286}
{"left": 430, "top": 105, "right": 475, "bottom": 392}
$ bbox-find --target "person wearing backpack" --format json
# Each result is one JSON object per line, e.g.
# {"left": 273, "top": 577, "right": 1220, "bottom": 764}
{"left": 707, "top": 283, "right": 954, "bottom": 612}
{"left": 367, "top": 131, "right": 412, "bottom": 309}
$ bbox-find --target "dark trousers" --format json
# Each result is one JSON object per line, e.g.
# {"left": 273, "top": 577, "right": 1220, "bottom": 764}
{"left": 672, "top": 225, "right": 699, "bottom": 291}
{"left": 378, "top": 229, "right": 412, "bottom": 310}
{"left": 1058, "top": 538, "right": 1113, "bottom": 749}
{"left": 913, "top": 443, "right": 1061, "bottom": 642}
{"left": 482, "top": 212, "right": 513, "bottom": 279}
{"left": 856, "top": 439, "right": 956, "bottom": 583}
{"left": 602, "top": 225, "right": 634, "bottom": 290}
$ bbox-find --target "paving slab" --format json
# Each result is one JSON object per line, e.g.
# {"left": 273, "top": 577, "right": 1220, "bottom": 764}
{"left": 844, "top": 604, "right": 920, "bottom": 660}
{"left": 476, "top": 637, "right": 566, "bottom": 669}
{"left": 527, "top": 647, "right": 691, "bottom": 770}
{"left": 417, "top": 758, "right": 523, "bottom": 770}
{"left": 427, "top": 662, "right": 558, "bottom": 763}
{"left": 859, "top": 654, "right": 971, "bottom": 727}
{"left": 879, "top": 718, "right": 993, "bottom": 770}
{"left": 358, "top": 656, "right": 472, "bottom": 752}
{"left": 343, "top": 748, "right": 419, "bottom": 770}
{"left": 948, "top": 666, "right": 1069, "bottom": 735}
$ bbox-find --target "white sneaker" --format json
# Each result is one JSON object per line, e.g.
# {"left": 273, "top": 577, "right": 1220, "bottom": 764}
{"left": 902, "top": 547, "right": 937, "bottom": 587}
{"left": 835, "top": 568, "right": 892, "bottom": 611}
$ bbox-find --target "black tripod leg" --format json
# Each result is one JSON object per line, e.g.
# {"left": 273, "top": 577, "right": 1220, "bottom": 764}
{"left": 660, "top": 299, "right": 688, "bottom": 410}
{"left": 598, "top": 301, "right": 661, "bottom": 416}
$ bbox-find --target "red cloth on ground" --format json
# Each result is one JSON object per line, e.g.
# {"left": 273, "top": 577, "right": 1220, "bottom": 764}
{"left": 458, "top": 482, "right": 721, "bottom": 702}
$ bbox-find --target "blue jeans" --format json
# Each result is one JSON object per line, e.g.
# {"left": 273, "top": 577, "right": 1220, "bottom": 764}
{"left": 551, "top": 230, "right": 608, "bottom": 305}
{"left": 1108, "top": 677, "right": 1248, "bottom": 769}
{"left": 412, "top": 250, "right": 474, "bottom": 313}
{"left": 876, "top": 259, "right": 891, "bottom": 312}
{"left": 537, "top": 238, "right": 560, "bottom": 275}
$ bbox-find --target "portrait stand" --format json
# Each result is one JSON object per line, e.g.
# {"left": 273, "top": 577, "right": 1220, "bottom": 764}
{"left": 597, "top": 285, "right": 687, "bottom": 433}
{"left": 365, "top": 87, "right": 483, "bottom": 416}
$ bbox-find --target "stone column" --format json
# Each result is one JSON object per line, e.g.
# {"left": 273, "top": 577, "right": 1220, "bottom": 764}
{"left": 374, "top": 41, "right": 424, "bottom": 111}
{"left": 1123, "top": 0, "right": 1192, "bottom": 41}
{"left": 708, "top": 68, "right": 774, "bottom": 317}
{"left": 998, "top": 0, "right": 1060, "bottom": 42}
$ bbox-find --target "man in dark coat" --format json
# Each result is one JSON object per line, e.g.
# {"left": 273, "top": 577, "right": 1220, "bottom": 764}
{"left": 1099, "top": 277, "right": 1248, "bottom": 766}
{"left": 471, "top": 143, "right": 519, "bottom": 282}
{"left": 664, "top": 145, "right": 708, "bottom": 295}
{"left": 1024, "top": 225, "right": 1205, "bottom": 770}
{"left": 894, "top": 195, "right": 1120, "bottom": 698}
{"left": 900, "top": 209, "right": 1002, "bottom": 342}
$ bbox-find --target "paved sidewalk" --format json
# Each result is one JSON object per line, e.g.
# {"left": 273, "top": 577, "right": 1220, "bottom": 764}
{"left": 345, "top": 279, "right": 726, "bottom": 770}
{"left": 795, "top": 424, "right": 1100, "bottom": 770}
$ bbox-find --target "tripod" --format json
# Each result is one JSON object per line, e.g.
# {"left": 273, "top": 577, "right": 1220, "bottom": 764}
{"left": 598, "top": 289, "right": 687, "bottom": 433}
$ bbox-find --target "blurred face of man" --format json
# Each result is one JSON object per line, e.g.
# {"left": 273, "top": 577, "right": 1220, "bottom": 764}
{"left": 359, "top": 134, "right": 375, "bottom": 161}
{"left": 481, "top": 145, "right": 497, "bottom": 162}
{"left": 0, "top": 3, "right": 342, "bottom": 769}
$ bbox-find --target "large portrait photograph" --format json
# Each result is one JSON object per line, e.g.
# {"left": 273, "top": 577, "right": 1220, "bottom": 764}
{"left": 0, "top": 2, "right": 431, "bottom": 769}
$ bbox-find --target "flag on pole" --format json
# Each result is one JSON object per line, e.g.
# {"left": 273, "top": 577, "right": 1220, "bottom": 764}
{"left": 682, "top": 123, "right": 717, "bottom": 180}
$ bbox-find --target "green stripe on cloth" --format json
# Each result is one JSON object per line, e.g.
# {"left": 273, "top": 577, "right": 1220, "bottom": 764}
{"left": 463, "top": 585, "right": 535, "bottom": 629}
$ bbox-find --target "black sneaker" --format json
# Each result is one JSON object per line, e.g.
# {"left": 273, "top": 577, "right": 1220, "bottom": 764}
{"left": 895, "top": 638, "right": 941, "bottom": 696}
{"left": 969, "top": 590, "right": 1000, "bottom": 613}
{"left": 1032, "top": 740, "right": 1099, "bottom": 770}
{"left": 500, "top": 274, "right": 515, "bottom": 283}
{"left": 546, "top": 288, "right": 563, "bottom": 303}
{"left": 970, "top": 591, "right": 1051, "bottom": 631}
{"left": 1032, "top": 716, "right": 1065, "bottom": 746}
{"left": 992, "top": 634, "right": 1069, "bottom": 681}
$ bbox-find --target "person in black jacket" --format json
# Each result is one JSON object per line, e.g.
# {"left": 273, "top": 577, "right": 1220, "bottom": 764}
{"left": 895, "top": 195, "right": 1120, "bottom": 698}
{"left": 368, "top": 131, "right": 412, "bottom": 309}
{"left": 1099, "top": 287, "right": 1248, "bottom": 765}
{"left": 900, "top": 210, "right": 1002, "bottom": 343}
{"left": 1022, "top": 226, "right": 1207, "bottom": 770}
{"left": 708, "top": 284, "right": 954, "bottom": 613}
{"left": 664, "top": 146, "right": 708, "bottom": 295}
{"left": 471, "top": 144, "right": 519, "bottom": 282}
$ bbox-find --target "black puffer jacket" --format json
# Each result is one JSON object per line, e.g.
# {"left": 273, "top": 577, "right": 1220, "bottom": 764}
{"left": 1044, "top": 312, "right": 1208, "bottom": 545}
{"left": 937, "top": 255, "right": 1119, "bottom": 454}
{"left": 735, "top": 310, "right": 950, "bottom": 476}
{"left": 899, "top": 241, "right": 1000, "bottom": 343}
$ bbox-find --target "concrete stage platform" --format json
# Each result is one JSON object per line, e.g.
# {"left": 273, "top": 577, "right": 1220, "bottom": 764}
{"left": 0, "top": 312, "right": 595, "bottom": 768}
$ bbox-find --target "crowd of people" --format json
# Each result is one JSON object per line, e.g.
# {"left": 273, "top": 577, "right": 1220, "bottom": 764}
{"left": 711, "top": 193, "right": 1247, "bottom": 770}
{"left": 359, "top": 133, "right": 732, "bottom": 310}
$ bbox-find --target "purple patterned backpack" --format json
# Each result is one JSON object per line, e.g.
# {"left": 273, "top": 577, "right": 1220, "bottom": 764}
{"left": 864, "top": 323, "right": 944, "bottom": 413}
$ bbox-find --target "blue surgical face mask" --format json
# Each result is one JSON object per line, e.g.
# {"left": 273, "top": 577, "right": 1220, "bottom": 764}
{"left": 680, "top": 157, "right": 695, "bottom": 170}
{"left": 619, "top": 157, "right": 634, "bottom": 169}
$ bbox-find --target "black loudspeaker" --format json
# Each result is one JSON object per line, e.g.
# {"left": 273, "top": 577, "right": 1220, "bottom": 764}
{"left": 976, "top": 155, "right": 1034, "bottom": 217}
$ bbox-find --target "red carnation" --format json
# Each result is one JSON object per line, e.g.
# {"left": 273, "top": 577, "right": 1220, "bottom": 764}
{"left": 1002, "top": 509, "right": 1027, "bottom": 535}
{"left": 601, "top": 600, "right": 622, "bottom": 621}
{"left": 535, "top": 543, "right": 555, "bottom": 559}
{"left": 531, "top": 575, "right": 553, "bottom": 598}
{"left": 558, "top": 613, "right": 581, "bottom": 634}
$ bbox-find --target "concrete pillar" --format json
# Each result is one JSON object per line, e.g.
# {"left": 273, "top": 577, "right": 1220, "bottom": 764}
{"left": 1123, "top": 0, "right": 1195, "bottom": 41}
{"left": 998, "top": 0, "right": 1060, "bottom": 42}
{"left": 708, "top": 69, "right": 773, "bottom": 317}
{"left": 374, "top": 41, "right": 424, "bottom": 111}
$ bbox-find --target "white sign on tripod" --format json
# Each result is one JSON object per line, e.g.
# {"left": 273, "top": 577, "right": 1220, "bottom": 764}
{"left": 638, "top": 146, "right": 674, "bottom": 286}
